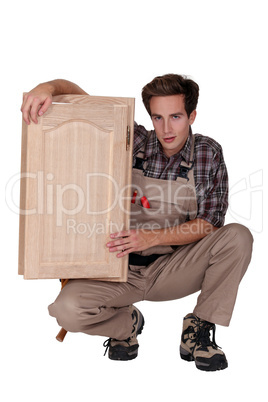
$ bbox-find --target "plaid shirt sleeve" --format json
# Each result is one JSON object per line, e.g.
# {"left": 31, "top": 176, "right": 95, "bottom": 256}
{"left": 195, "top": 136, "right": 229, "bottom": 228}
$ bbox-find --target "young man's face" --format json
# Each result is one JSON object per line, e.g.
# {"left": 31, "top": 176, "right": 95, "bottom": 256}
{"left": 150, "top": 94, "right": 196, "bottom": 158}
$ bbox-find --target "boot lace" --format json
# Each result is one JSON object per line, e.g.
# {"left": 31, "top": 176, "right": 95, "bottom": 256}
{"left": 103, "top": 337, "right": 131, "bottom": 356}
{"left": 193, "top": 321, "right": 221, "bottom": 355}
{"left": 103, "top": 338, "right": 111, "bottom": 356}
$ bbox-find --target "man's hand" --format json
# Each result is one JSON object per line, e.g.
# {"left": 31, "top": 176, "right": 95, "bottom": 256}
{"left": 106, "top": 229, "right": 158, "bottom": 258}
{"left": 106, "top": 219, "right": 218, "bottom": 258}
{"left": 20, "top": 79, "right": 89, "bottom": 125}
{"left": 21, "top": 86, "right": 53, "bottom": 125}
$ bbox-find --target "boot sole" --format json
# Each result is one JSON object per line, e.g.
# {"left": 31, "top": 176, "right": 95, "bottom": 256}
{"left": 109, "top": 344, "right": 139, "bottom": 361}
{"left": 180, "top": 346, "right": 228, "bottom": 371}
{"left": 108, "top": 316, "right": 145, "bottom": 361}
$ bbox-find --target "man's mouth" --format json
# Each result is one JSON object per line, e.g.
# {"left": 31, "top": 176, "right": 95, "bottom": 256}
{"left": 163, "top": 136, "right": 176, "bottom": 143}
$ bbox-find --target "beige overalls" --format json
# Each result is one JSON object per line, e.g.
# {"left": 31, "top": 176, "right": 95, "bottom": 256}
{"left": 49, "top": 134, "right": 253, "bottom": 339}
{"left": 129, "top": 134, "right": 197, "bottom": 257}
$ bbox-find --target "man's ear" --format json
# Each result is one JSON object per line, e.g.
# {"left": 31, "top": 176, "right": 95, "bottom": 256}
{"left": 189, "top": 110, "right": 197, "bottom": 125}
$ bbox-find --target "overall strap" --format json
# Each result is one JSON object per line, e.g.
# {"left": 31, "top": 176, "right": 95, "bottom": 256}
{"left": 177, "top": 135, "right": 195, "bottom": 181}
{"left": 133, "top": 130, "right": 152, "bottom": 170}
{"left": 133, "top": 130, "right": 195, "bottom": 180}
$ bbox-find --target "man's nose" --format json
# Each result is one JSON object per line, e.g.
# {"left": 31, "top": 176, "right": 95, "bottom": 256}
{"left": 163, "top": 119, "right": 171, "bottom": 133}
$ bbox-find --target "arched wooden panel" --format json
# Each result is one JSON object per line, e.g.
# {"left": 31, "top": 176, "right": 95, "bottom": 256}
{"left": 19, "top": 95, "right": 134, "bottom": 281}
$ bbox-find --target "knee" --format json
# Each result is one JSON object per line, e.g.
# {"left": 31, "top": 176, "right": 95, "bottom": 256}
{"left": 48, "top": 289, "right": 88, "bottom": 332}
{"left": 222, "top": 223, "right": 253, "bottom": 257}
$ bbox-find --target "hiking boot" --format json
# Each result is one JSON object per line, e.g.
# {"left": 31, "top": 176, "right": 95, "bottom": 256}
{"left": 103, "top": 306, "right": 145, "bottom": 361}
{"left": 180, "top": 313, "right": 228, "bottom": 371}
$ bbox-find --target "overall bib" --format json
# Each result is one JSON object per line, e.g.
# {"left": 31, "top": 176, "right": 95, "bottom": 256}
{"left": 129, "top": 134, "right": 197, "bottom": 258}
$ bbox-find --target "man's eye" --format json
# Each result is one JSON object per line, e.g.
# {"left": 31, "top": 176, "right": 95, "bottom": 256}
{"left": 173, "top": 115, "right": 180, "bottom": 119}
{"left": 153, "top": 116, "right": 161, "bottom": 121}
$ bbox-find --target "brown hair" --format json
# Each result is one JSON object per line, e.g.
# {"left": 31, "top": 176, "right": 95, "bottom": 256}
{"left": 142, "top": 73, "right": 199, "bottom": 117}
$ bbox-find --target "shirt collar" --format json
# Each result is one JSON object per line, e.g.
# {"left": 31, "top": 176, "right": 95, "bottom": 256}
{"left": 145, "top": 127, "right": 193, "bottom": 163}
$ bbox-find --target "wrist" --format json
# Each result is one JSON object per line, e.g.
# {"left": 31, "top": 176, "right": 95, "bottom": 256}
{"left": 148, "top": 228, "right": 162, "bottom": 248}
{"left": 34, "top": 79, "right": 88, "bottom": 97}
{"left": 38, "top": 81, "right": 59, "bottom": 96}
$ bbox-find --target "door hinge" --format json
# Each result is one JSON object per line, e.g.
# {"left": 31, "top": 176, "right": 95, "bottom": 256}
{"left": 126, "top": 126, "right": 130, "bottom": 150}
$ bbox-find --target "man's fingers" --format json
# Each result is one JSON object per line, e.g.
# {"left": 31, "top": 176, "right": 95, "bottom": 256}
{"left": 116, "top": 247, "right": 135, "bottom": 258}
{"left": 20, "top": 93, "right": 28, "bottom": 112}
{"left": 107, "top": 238, "right": 131, "bottom": 251}
{"left": 21, "top": 95, "right": 34, "bottom": 124}
{"left": 21, "top": 92, "right": 52, "bottom": 124}
{"left": 38, "top": 96, "right": 52, "bottom": 116}
{"left": 110, "top": 230, "right": 133, "bottom": 239}
{"left": 30, "top": 97, "right": 43, "bottom": 123}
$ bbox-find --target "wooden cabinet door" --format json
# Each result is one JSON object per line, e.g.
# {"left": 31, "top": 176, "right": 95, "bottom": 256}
{"left": 19, "top": 95, "right": 134, "bottom": 281}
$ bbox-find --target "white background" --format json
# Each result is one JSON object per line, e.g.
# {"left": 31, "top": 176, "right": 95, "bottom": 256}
{"left": 1, "top": 0, "right": 267, "bottom": 400}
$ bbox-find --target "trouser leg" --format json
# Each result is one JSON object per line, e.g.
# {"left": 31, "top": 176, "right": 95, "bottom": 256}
{"left": 144, "top": 223, "right": 253, "bottom": 326}
{"left": 48, "top": 270, "right": 145, "bottom": 340}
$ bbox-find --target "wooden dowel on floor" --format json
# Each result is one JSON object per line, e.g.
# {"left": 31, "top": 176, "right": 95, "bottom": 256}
{"left": 55, "top": 279, "right": 69, "bottom": 342}
{"left": 56, "top": 327, "right": 68, "bottom": 342}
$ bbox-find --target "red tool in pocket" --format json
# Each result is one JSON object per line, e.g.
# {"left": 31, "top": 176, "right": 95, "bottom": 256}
{"left": 131, "top": 190, "right": 151, "bottom": 208}
{"left": 131, "top": 190, "right": 138, "bottom": 204}
{"left": 141, "top": 196, "right": 151, "bottom": 208}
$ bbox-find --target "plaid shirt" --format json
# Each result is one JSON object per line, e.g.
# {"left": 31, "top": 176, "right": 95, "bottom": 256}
{"left": 133, "top": 122, "right": 228, "bottom": 227}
